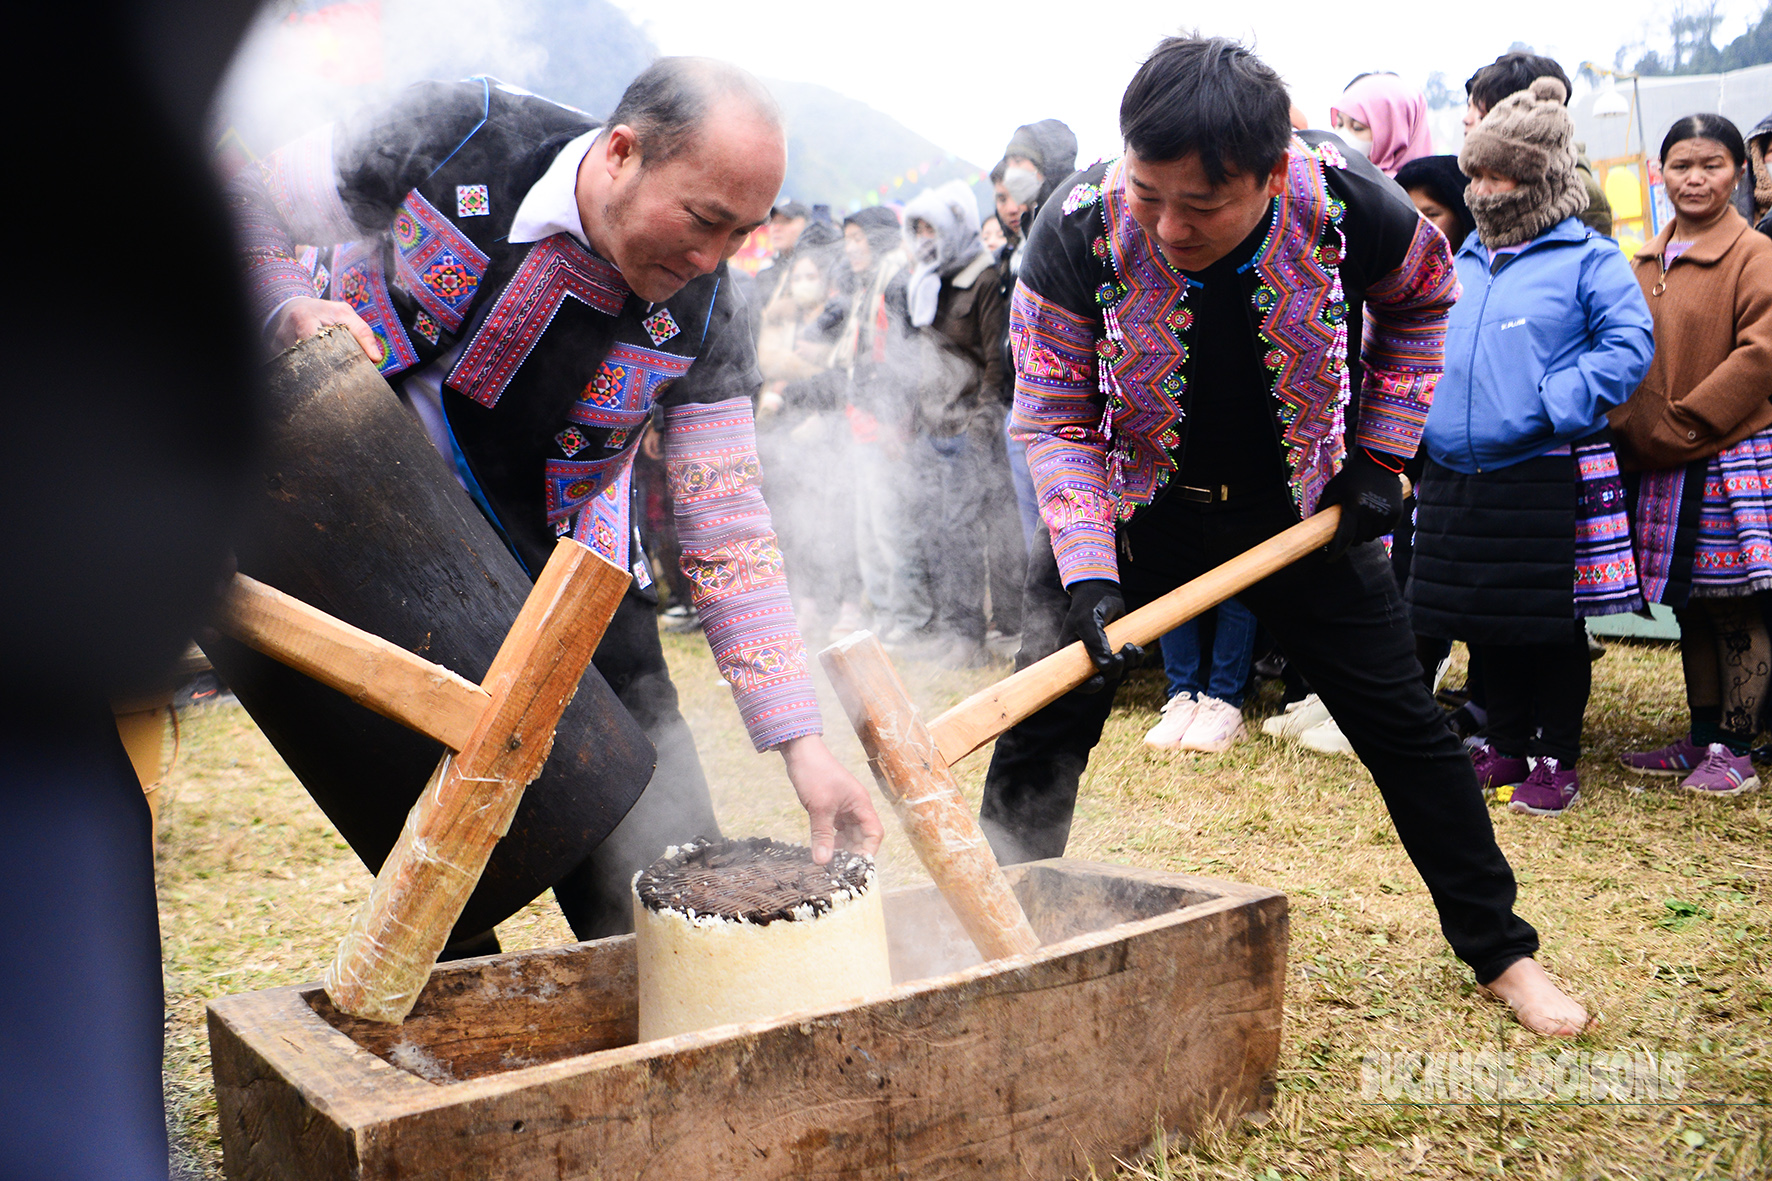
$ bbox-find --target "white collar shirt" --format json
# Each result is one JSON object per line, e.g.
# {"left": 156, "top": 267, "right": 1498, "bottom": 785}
{"left": 507, "top": 127, "right": 601, "bottom": 247}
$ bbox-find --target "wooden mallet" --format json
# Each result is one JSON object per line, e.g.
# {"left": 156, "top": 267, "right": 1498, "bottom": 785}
{"left": 213, "top": 538, "right": 631, "bottom": 1023}
{"left": 821, "top": 496, "right": 1359, "bottom": 963}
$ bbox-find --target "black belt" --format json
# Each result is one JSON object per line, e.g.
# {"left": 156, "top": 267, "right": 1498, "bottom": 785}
{"left": 1172, "top": 481, "right": 1258, "bottom": 504}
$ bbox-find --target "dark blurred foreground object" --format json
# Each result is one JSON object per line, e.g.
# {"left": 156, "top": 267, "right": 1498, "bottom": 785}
{"left": 202, "top": 331, "right": 655, "bottom": 942}
{"left": 4, "top": 3, "right": 265, "bottom": 1178}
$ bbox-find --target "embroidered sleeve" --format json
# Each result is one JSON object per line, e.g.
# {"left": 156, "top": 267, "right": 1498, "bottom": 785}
{"left": 228, "top": 81, "right": 495, "bottom": 331}
{"left": 1358, "top": 217, "right": 1459, "bottom": 458}
{"left": 1009, "top": 283, "right": 1118, "bottom": 585}
{"left": 226, "top": 124, "right": 361, "bottom": 326}
{"left": 665, "top": 397, "right": 821, "bottom": 751}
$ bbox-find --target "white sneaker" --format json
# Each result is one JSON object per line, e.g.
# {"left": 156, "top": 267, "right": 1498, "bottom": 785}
{"left": 1143, "top": 692, "right": 1199, "bottom": 750}
{"left": 1261, "top": 693, "right": 1331, "bottom": 740}
{"left": 827, "top": 601, "right": 865, "bottom": 644}
{"left": 1179, "top": 696, "right": 1248, "bottom": 753}
{"left": 1298, "top": 716, "right": 1357, "bottom": 757}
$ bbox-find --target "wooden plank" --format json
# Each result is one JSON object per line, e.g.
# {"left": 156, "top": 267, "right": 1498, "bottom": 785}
{"left": 209, "top": 988, "right": 439, "bottom": 1181}
{"left": 323, "top": 540, "right": 630, "bottom": 1024}
{"left": 928, "top": 504, "right": 1342, "bottom": 767}
{"left": 309, "top": 937, "right": 638, "bottom": 1082}
{"left": 203, "top": 327, "right": 656, "bottom": 940}
{"left": 819, "top": 633, "right": 1040, "bottom": 960}
{"left": 215, "top": 574, "right": 491, "bottom": 751}
{"left": 209, "top": 860, "right": 1288, "bottom": 1180}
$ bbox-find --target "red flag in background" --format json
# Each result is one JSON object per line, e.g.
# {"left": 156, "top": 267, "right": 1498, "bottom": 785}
{"left": 277, "top": 1, "right": 384, "bottom": 86}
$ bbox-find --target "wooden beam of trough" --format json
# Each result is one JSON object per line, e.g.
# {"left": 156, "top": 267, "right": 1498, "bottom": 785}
{"left": 820, "top": 634, "right": 1041, "bottom": 961}
{"left": 324, "top": 540, "right": 630, "bottom": 1023}
{"left": 214, "top": 574, "right": 492, "bottom": 750}
{"left": 928, "top": 503, "right": 1346, "bottom": 768}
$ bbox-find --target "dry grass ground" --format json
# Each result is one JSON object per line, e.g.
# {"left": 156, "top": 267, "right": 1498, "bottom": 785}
{"left": 158, "top": 633, "right": 1771, "bottom": 1180}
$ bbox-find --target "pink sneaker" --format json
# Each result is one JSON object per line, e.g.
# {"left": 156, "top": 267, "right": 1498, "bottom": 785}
{"left": 1679, "top": 744, "right": 1760, "bottom": 797}
{"left": 1470, "top": 743, "right": 1530, "bottom": 794}
{"left": 1178, "top": 696, "right": 1247, "bottom": 753}
{"left": 1620, "top": 734, "right": 1707, "bottom": 778}
{"left": 1508, "top": 757, "right": 1580, "bottom": 816}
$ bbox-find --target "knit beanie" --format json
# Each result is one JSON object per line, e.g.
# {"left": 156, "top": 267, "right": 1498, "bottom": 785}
{"left": 1458, "top": 77, "right": 1589, "bottom": 247}
{"left": 844, "top": 205, "right": 903, "bottom": 256}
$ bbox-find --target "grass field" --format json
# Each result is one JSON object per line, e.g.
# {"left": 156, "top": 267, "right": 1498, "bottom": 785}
{"left": 157, "top": 633, "right": 1771, "bottom": 1179}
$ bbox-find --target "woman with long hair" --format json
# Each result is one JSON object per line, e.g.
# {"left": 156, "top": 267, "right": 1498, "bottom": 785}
{"left": 1611, "top": 114, "right": 1772, "bottom": 796}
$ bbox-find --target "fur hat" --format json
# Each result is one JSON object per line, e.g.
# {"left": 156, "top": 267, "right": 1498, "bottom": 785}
{"left": 1458, "top": 76, "right": 1589, "bottom": 247}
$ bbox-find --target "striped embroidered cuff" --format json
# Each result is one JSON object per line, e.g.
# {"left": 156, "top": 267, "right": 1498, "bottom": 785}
{"left": 666, "top": 397, "right": 820, "bottom": 750}
{"left": 257, "top": 124, "right": 360, "bottom": 246}
{"left": 1355, "top": 373, "right": 1436, "bottom": 459}
{"left": 227, "top": 169, "right": 324, "bottom": 328}
{"left": 1028, "top": 436, "right": 1119, "bottom": 586}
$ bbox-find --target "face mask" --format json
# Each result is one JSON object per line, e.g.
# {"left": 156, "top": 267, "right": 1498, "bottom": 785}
{"left": 915, "top": 236, "right": 939, "bottom": 265}
{"left": 1002, "top": 165, "right": 1043, "bottom": 207}
{"left": 1341, "top": 134, "right": 1371, "bottom": 158}
{"left": 790, "top": 277, "right": 824, "bottom": 308}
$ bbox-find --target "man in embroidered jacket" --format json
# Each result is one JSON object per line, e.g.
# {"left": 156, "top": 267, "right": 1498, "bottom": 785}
{"left": 987, "top": 37, "right": 1589, "bottom": 1035}
{"left": 228, "top": 58, "right": 881, "bottom": 942}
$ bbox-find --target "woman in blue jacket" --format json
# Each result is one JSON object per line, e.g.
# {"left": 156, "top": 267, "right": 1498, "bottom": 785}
{"left": 1407, "top": 78, "right": 1655, "bottom": 816}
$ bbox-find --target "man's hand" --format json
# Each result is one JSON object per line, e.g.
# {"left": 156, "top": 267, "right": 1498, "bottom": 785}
{"left": 777, "top": 735, "right": 884, "bottom": 864}
{"left": 1064, "top": 579, "right": 1143, "bottom": 693}
{"left": 1322, "top": 449, "right": 1406, "bottom": 561}
{"left": 269, "top": 296, "right": 383, "bottom": 364}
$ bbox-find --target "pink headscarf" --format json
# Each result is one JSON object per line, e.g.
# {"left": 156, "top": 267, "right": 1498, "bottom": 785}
{"left": 1331, "top": 74, "right": 1434, "bottom": 177}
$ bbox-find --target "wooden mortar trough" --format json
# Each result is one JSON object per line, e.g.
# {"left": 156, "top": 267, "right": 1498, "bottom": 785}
{"left": 209, "top": 858, "right": 1285, "bottom": 1180}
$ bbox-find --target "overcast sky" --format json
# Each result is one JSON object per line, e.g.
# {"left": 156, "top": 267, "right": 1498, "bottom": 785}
{"left": 615, "top": 0, "right": 1765, "bottom": 168}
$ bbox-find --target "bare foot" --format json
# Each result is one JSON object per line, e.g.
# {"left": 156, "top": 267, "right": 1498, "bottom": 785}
{"left": 1477, "top": 958, "right": 1592, "bottom": 1037}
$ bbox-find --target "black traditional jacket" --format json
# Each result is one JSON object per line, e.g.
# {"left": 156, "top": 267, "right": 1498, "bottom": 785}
{"left": 228, "top": 79, "right": 818, "bottom": 750}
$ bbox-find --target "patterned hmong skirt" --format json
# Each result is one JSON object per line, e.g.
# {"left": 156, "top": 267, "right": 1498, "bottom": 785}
{"left": 1628, "top": 428, "right": 1772, "bottom": 606}
{"left": 1571, "top": 437, "right": 1646, "bottom": 617}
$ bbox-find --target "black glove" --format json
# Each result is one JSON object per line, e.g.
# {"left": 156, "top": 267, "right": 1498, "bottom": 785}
{"left": 1322, "top": 449, "right": 1405, "bottom": 561}
{"left": 1063, "top": 579, "right": 1145, "bottom": 693}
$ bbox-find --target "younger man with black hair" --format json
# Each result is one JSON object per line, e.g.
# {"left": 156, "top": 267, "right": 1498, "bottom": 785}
{"left": 986, "top": 35, "right": 1589, "bottom": 1035}
{"left": 1464, "top": 52, "right": 1612, "bottom": 235}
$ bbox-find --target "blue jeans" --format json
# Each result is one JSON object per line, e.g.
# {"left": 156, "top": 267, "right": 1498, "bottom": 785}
{"left": 1003, "top": 413, "right": 1040, "bottom": 554}
{"left": 1160, "top": 598, "right": 1258, "bottom": 706}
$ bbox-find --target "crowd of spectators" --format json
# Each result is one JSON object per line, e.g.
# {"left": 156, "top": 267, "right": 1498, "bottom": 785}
{"left": 637, "top": 49, "right": 1772, "bottom": 814}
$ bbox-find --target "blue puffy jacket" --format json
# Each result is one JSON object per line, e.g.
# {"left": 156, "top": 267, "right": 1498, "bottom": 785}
{"left": 1423, "top": 217, "right": 1654, "bottom": 473}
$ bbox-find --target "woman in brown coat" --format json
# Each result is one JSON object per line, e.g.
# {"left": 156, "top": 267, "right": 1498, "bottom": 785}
{"left": 1610, "top": 114, "right": 1772, "bottom": 796}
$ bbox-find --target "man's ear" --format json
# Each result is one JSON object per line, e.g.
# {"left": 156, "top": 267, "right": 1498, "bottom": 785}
{"left": 1266, "top": 158, "right": 1289, "bottom": 198}
{"left": 603, "top": 124, "right": 641, "bottom": 177}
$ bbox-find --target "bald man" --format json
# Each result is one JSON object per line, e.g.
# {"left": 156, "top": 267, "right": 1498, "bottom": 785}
{"left": 229, "top": 58, "right": 881, "bottom": 945}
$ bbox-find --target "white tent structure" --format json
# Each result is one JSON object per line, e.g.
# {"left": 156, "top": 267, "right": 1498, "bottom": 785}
{"left": 1571, "top": 62, "right": 1772, "bottom": 163}
{"left": 1559, "top": 62, "right": 1772, "bottom": 251}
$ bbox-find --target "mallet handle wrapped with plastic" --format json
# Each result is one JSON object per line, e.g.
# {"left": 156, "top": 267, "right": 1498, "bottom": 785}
{"left": 927, "top": 500, "right": 1375, "bottom": 768}
{"left": 321, "top": 540, "right": 630, "bottom": 1023}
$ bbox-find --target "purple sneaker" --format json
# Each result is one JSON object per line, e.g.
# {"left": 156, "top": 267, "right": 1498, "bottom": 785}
{"left": 1470, "top": 743, "right": 1531, "bottom": 794}
{"left": 1679, "top": 744, "right": 1761, "bottom": 797}
{"left": 1620, "top": 734, "right": 1707, "bottom": 778}
{"left": 1508, "top": 757, "right": 1580, "bottom": 816}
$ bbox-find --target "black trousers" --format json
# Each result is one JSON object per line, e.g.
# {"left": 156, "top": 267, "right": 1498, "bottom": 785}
{"left": 910, "top": 431, "right": 996, "bottom": 642}
{"left": 0, "top": 709, "right": 168, "bottom": 1181}
{"left": 1470, "top": 625, "right": 1591, "bottom": 764}
{"left": 980, "top": 486, "right": 1539, "bottom": 984}
{"left": 549, "top": 589, "right": 722, "bottom": 940}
